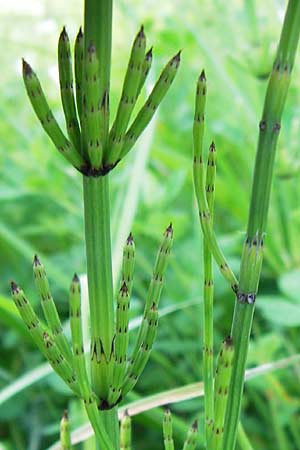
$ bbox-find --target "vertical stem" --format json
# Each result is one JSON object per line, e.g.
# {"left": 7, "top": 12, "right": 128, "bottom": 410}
{"left": 223, "top": 2, "right": 300, "bottom": 449}
{"left": 83, "top": 175, "right": 114, "bottom": 361}
{"left": 83, "top": 2, "right": 119, "bottom": 449}
{"left": 84, "top": 0, "right": 112, "bottom": 145}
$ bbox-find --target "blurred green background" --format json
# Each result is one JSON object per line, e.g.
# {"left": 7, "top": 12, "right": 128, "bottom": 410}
{"left": 1, "top": 0, "right": 300, "bottom": 449}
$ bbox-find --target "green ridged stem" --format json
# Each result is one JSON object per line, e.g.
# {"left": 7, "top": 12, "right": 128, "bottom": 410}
{"left": 120, "top": 411, "right": 131, "bottom": 450}
{"left": 42, "top": 331, "right": 80, "bottom": 395}
{"left": 106, "top": 26, "right": 146, "bottom": 166}
{"left": 122, "top": 233, "right": 135, "bottom": 296}
{"left": 69, "top": 275, "right": 114, "bottom": 450}
{"left": 108, "top": 282, "right": 130, "bottom": 406}
{"left": 33, "top": 255, "right": 72, "bottom": 365}
{"left": 11, "top": 281, "right": 47, "bottom": 355}
{"left": 69, "top": 274, "right": 92, "bottom": 401}
{"left": 223, "top": 2, "right": 300, "bottom": 449}
{"left": 84, "top": 0, "right": 112, "bottom": 149}
{"left": 58, "top": 27, "right": 81, "bottom": 151}
{"left": 203, "top": 140, "right": 216, "bottom": 447}
{"left": 120, "top": 51, "right": 181, "bottom": 160}
{"left": 22, "top": 60, "right": 84, "bottom": 170}
{"left": 182, "top": 421, "right": 198, "bottom": 450}
{"left": 83, "top": 2, "right": 117, "bottom": 448}
{"left": 74, "top": 27, "right": 84, "bottom": 130}
{"left": 82, "top": 44, "right": 103, "bottom": 169}
{"left": 211, "top": 337, "right": 234, "bottom": 450}
{"left": 11, "top": 282, "right": 78, "bottom": 394}
{"left": 83, "top": 176, "right": 114, "bottom": 403}
{"left": 60, "top": 411, "right": 72, "bottom": 450}
{"left": 136, "top": 47, "right": 153, "bottom": 97}
{"left": 130, "top": 224, "right": 173, "bottom": 364}
{"left": 193, "top": 71, "right": 238, "bottom": 292}
{"left": 163, "top": 409, "right": 175, "bottom": 450}
{"left": 122, "top": 304, "right": 158, "bottom": 397}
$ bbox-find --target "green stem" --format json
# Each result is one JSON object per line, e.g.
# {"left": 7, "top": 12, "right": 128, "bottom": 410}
{"left": 84, "top": 0, "right": 112, "bottom": 147}
{"left": 83, "top": 175, "right": 118, "bottom": 449}
{"left": 223, "top": 2, "right": 300, "bottom": 449}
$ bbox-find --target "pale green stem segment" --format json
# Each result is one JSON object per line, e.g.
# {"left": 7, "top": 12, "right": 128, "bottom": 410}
{"left": 11, "top": 282, "right": 78, "bottom": 394}
{"left": 108, "top": 282, "right": 130, "bottom": 406}
{"left": 83, "top": 175, "right": 114, "bottom": 403}
{"left": 83, "top": 1, "right": 117, "bottom": 446}
{"left": 223, "top": 2, "right": 300, "bottom": 449}
{"left": 210, "top": 337, "right": 234, "bottom": 450}
{"left": 82, "top": 44, "right": 103, "bottom": 169}
{"left": 69, "top": 274, "right": 92, "bottom": 401}
{"left": 193, "top": 71, "right": 238, "bottom": 292}
{"left": 136, "top": 47, "right": 153, "bottom": 98}
{"left": 182, "top": 420, "right": 198, "bottom": 450}
{"left": 11, "top": 281, "right": 48, "bottom": 356}
{"left": 122, "top": 233, "right": 135, "bottom": 296}
{"left": 69, "top": 275, "right": 114, "bottom": 450}
{"left": 130, "top": 224, "right": 173, "bottom": 364}
{"left": 74, "top": 27, "right": 84, "bottom": 130}
{"left": 58, "top": 27, "right": 81, "bottom": 151}
{"left": 42, "top": 331, "right": 80, "bottom": 395}
{"left": 33, "top": 255, "right": 72, "bottom": 365}
{"left": 122, "top": 303, "right": 158, "bottom": 397}
{"left": 120, "top": 410, "right": 131, "bottom": 450}
{"left": 203, "top": 140, "right": 216, "bottom": 447}
{"left": 60, "top": 411, "right": 72, "bottom": 450}
{"left": 120, "top": 52, "right": 181, "bottom": 160}
{"left": 163, "top": 409, "right": 175, "bottom": 450}
{"left": 106, "top": 26, "right": 146, "bottom": 166}
{"left": 84, "top": 0, "right": 112, "bottom": 149}
{"left": 22, "top": 60, "right": 84, "bottom": 170}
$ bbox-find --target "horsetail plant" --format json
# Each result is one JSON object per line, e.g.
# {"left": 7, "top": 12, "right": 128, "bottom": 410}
{"left": 162, "top": 410, "right": 198, "bottom": 450}
{"left": 15, "top": 1, "right": 180, "bottom": 447}
{"left": 193, "top": 1, "right": 300, "bottom": 450}
{"left": 210, "top": 337, "right": 234, "bottom": 450}
{"left": 120, "top": 411, "right": 131, "bottom": 450}
{"left": 60, "top": 411, "right": 73, "bottom": 450}
{"left": 163, "top": 409, "right": 175, "bottom": 450}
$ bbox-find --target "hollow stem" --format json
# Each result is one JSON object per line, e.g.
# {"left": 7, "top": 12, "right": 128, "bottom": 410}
{"left": 223, "top": 2, "right": 300, "bottom": 449}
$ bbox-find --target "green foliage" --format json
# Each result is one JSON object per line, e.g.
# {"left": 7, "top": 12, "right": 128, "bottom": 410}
{"left": 1, "top": 1, "right": 300, "bottom": 449}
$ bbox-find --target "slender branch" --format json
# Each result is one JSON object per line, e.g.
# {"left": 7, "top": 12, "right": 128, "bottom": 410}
{"left": 223, "top": 2, "right": 300, "bottom": 449}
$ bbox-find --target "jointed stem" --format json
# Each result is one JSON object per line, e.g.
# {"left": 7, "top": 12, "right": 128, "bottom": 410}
{"left": 223, "top": 2, "right": 300, "bottom": 449}
{"left": 83, "top": 175, "right": 114, "bottom": 399}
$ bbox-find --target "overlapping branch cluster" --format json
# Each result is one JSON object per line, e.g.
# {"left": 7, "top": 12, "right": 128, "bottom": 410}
{"left": 11, "top": 225, "right": 173, "bottom": 444}
{"left": 22, "top": 26, "right": 180, "bottom": 176}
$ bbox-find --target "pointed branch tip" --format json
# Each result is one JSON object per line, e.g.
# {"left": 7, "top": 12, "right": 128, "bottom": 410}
{"left": 61, "top": 26, "right": 68, "bottom": 40}
{"left": 63, "top": 410, "right": 68, "bottom": 420}
{"left": 209, "top": 141, "right": 216, "bottom": 152}
{"left": 10, "top": 280, "right": 19, "bottom": 293}
{"left": 72, "top": 273, "right": 80, "bottom": 283}
{"left": 146, "top": 47, "right": 153, "bottom": 59}
{"left": 173, "top": 50, "right": 181, "bottom": 62}
{"left": 191, "top": 419, "right": 198, "bottom": 430}
{"left": 33, "top": 254, "right": 41, "bottom": 266}
{"left": 77, "top": 26, "right": 83, "bottom": 39}
{"left": 127, "top": 232, "right": 134, "bottom": 244}
{"left": 224, "top": 335, "right": 233, "bottom": 347}
{"left": 22, "top": 58, "right": 33, "bottom": 76}
{"left": 199, "top": 69, "right": 206, "bottom": 81}
{"left": 138, "top": 25, "right": 145, "bottom": 38}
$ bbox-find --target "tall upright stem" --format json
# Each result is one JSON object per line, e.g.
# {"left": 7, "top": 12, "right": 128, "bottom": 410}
{"left": 84, "top": 0, "right": 112, "bottom": 144}
{"left": 83, "top": 2, "right": 119, "bottom": 448}
{"left": 223, "top": 2, "right": 300, "bottom": 449}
